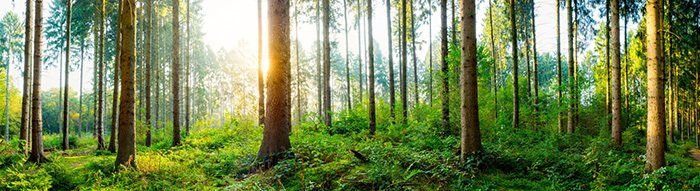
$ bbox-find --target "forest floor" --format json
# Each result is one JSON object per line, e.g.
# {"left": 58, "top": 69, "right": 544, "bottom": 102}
{"left": 2, "top": 117, "right": 700, "bottom": 190}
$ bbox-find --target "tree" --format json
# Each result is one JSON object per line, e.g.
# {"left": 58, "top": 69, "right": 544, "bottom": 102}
{"left": 440, "top": 0, "right": 449, "bottom": 131}
{"left": 343, "top": 0, "right": 351, "bottom": 111}
{"left": 531, "top": 0, "right": 539, "bottom": 118}
{"left": 386, "top": 0, "right": 395, "bottom": 122}
{"left": 316, "top": 0, "right": 321, "bottom": 121}
{"left": 256, "top": 0, "right": 291, "bottom": 170}
{"left": 96, "top": 0, "right": 106, "bottom": 150}
{"left": 556, "top": 0, "right": 563, "bottom": 133}
{"left": 610, "top": 0, "right": 622, "bottom": 147}
{"left": 108, "top": 0, "right": 122, "bottom": 153}
{"left": 145, "top": 0, "right": 152, "bottom": 147}
{"left": 257, "top": 0, "right": 264, "bottom": 126}
{"left": 27, "top": 0, "right": 47, "bottom": 163}
{"left": 1, "top": 12, "right": 22, "bottom": 142}
{"left": 367, "top": 0, "right": 376, "bottom": 135}
{"left": 185, "top": 0, "right": 191, "bottom": 135}
{"left": 488, "top": 0, "right": 497, "bottom": 120}
{"left": 357, "top": 0, "right": 364, "bottom": 105}
{"left": 62, "top": 0, "right": 72, "bottom": 151}
{"left": 172, "top": 0, "right": 182, "bottom": 147}
{"left": 644, "top": 0, "right": 665, "bottom": 172}
{"left": 459, "top": 0, "right": 481, "bottom": 161}
{"left": 115, "top": 0, "right": 137, "bottom": 168}
{"left": 509, "top": 0, "right": 518, "bottom": 129}
{"left": 322, "top": 0, "right": 331, "bottom": 127}
{"left": 566, "top": 0, "right": 575, "bottom": 133}
{"left": 20, "top": 0, "right": 33, "bottom": 154}
{"left": 400, "top": 0, "right": 407, "bottom": 124}
{"left": 410, "top": 0, "right": 418, "bottom": 108}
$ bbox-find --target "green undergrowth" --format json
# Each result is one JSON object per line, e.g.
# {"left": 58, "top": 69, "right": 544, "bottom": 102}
{"left": 1, "top": 115, "right": 699, "bottom": 190}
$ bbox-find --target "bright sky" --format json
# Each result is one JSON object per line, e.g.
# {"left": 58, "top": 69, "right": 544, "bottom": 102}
{"left": 0, "top": 0, "right": 632, "bottom": 94}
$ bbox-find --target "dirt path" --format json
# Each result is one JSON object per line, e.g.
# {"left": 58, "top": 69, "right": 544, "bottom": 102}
{"left": 689, "top": 148, "right": 700, "bottom": 162}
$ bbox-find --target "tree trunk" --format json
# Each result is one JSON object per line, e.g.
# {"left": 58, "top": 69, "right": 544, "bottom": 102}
{"left": 450, "top": 0, "right": 455, "bottom": 44}
{"left": 460, "top": 0, "right": 482, "bottom": 161}
{"left": 386, "top": 0, "right": 395, "bottom": 122}
{"left": 428, "top": 5, "right": 433, "bottom": 107}
{"left": 410, "top": 0, "right": 418, "bottom": 108}
{"left": 509, "top": 0, "right": 519, "bottom": 129}
{"left": 294, "top": 10, "right": 302, "bottom": 124}
{"left": 97, "top": 0, "right": 106, "bottom": 150}
{"left": 488, "top": 0, "right": 497, "bottom": 120}
{"left": 20, "top": 0, "right": 34, "bottom": 154}
{"left": 257, "top": 0, "right": 265, "bottom": 126}
{"left": 357, "top": 0, "right": 364, "bottom": 104}
{"left": 257, "top": 0, "right": 291, "bottom": 170}
{"left": 531, "top": 0, "right": 539, "bottom": 119}
{"left": 566, "top": 0, "right": 575, "bottom": 133}
{"left": 606, "top": 0, "right": 611, "bottom": 120}
{"left": 322, "top": 0, "right": 331, "bottom": 127}
{"left": 526, "top": 30, "right": 531, "bottom": 98}
{"left": 185, "top": 0, "right": 191, "bottom": 135}
{"left": 440, "top": 0, "right": 449, "bottom": 131}
{"left": 172, "top": 0, "right": 182, "bottom": 147}
{"left": 343, "top": 0, "right": 352, "bottom": 111}
{"left": 400, "top": 0, "right": 408, "bottom": 124}
{"left": 78, "top": 40, "right": 84, "bottom": 138}
{"left": 154, "top": 16, "right": 160, "bottom": 132}
{"left": 316, "top": 0, "right": 322, "bottom": 121}
{"left": 644, "top": 0, "right": 665, "bottom": 172}
{"left": 145, "top": 0, "right": 152, "bottom": 147}
{"left": 62, "top": 0, "right": 72, "bottom": 151}
{"left": 556, "top": 0, "right": 563, "bottom": 133}
{"left": 367, "top": 0, "right": 376, "bottom": 135}
{"left": 611, "top": 0, "right": 622, "bottom": 147}
{"left": 115, "top": 0, "right": 137, "bottom": 168}
{"left": 27, "top": 0, "right": 46, "bottom": 163}
{"left": 5, "top": 46, "right": 11, "bottom": 142}
{"left": 109, "top": 0, "right": 123, "bottom": 153}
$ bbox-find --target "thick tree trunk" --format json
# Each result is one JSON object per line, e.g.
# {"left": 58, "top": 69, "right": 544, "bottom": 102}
{"left": 400, "top": 0, "right": 408, "bottom": 124}
{"left": 343, "top": 0, "right": 352, "bottom": 111}
{"left": 257, "top": 0, "right": 265, "bottom": 126}
{"left": 509, "top": 0, "right": 519, "bottom": 129}
{"left": 109, "top": 0, "right": 123, "bottom": 153}
{"left": 27, "top": 0, "right": 46, "bottom": 163}
{"left": 172, "top": 0, "right": 181, "bottom": 147}
{"left": 62, "top": 0, "right": 72, "bottom": 151}
{"left": 322, "top": 0, "right": 331, "bottom": 127}
{"left": 115, "top": 0, "right": 137, "bottom": 168}
{"left": 611, "top": 0, "right": 622, "bottom": 147}
{"left": 460, "top": 0, "right": 482, "bottom": 161}
{"left": 410, "top": 0, "right": 418, "bottom": 108}
{"left": 386, "top": 0, "right": 395, "bottom": 122}
{"left": 145, "top": 0, "right": 152, "bottom": 147}
{"left": 21, "top": 0, "right": 34, "bottom": 154}
{"left": 566, "top": 0, "right": 575, "bottom": 133}
{"left": 367, "top": 0, "right": 376, "bottom": 135}
{"left": 556, "top": 0, "right": 563, "bottom": 133}
{"left": 97, "top": 0, "right": 106, "bottom": 150}
{"left": 440, "top": 0, "right": 449, "bottom": 131}
{"left": 257, "top": 0, "right": 291, "bottom": 170}
{"left": 644, "top": 0, "right": 665, "bottom": 172}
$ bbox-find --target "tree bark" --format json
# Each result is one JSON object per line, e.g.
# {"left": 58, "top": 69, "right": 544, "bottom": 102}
{"left": 109, "top": 0, "right": 123, "bottom": 153}
{"left": 257, "top": 0, "right": 265, "bottom": 126}
{"left": 357, "top": 0, "right": 364, "bottom": 104}
{"left": 611, "top": 0, "right": 622, "bottom": 147}
{"left": 62, "top": 0, "right": 72, "bottom": 151}
{"left": 386, "top": 0, "right": 395, "bottom": 122}
{"left": 531, "top": 0, "right": 539, "bottom": 119}
{"left": 97, "top": 0, "right": 106, "bottom": 150}
{"left": 509, "top": 0, "right": 519, "bottom": 129}
{"left": 400, "top": 0, "right": 408, "bottom": 124}
{"left": 367, "top": 0, "right": 376, "bottom": 135}
{"left": 440, "top": 0, "right": 449, "bottom": 131}
{"left": 145, "top": 0, "right": 153, "bottom": 147}
{"left": 488, "top": 0, "right": 497, "bottom": 120}
{"left": 78, "top": 40, "right": 84, "bottom": 138}
{"left": 322, "top": 0, "right": 331, "bottom": 127}
{"left": 343, "top": 0, "right": 352, "bottom": 111}
{"left": 410, "top": 0, "right": 418, "bottom": 108}
{"left": 428, "top": 5, "right": 433, "bottom": 107}
{"left": 21, "top": 0, "right": 34, "bottom": 154}
{"left": 606, "top": 0, "right": 611, "bottom": 120}
{"left": 644, "top": 0, "right": 665, "bottom": 172}
{"left": 115, "top": 0, "right": 137, "bottom": 168}
{"left": 460, "top": 0, "right": 482, "bottom": 161}
{"left": 257, "top": 0, "right": 291, "bottom": 170}
{"left": 185, "top": 0, "right": 191, "bottom": 135}
{"left": 557, "top": 0, "right": 563, "bottom": 133}
{"left": 27, "top": 0, "right": 46, "bottom": 163}
{"left": 172, "top": 0, "right": 181, "bottom": 147}
{"left": 566, "top": 0, "right": 575, "bottom": 133}
{"left": 316, "top": 0, "right": 322, "bottom": 121}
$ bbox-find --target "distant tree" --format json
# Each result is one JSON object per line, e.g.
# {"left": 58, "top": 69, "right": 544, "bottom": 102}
{"left": 256, "top": 0, "right": 292, "bottom": 170}
{"left": 367, "top": 0, "right": 376, "bottom": 135}
{"left": 1, "top": 12, "right": 23, "bottom": 142}
{"left": 343, "top": 0, "right": 352, "bottom": 111}
{"left": 459, "top": 0, "right": 481, "bottom": 161}
{"left": 410, "top": 0, "right": 418, "bottom": 108}
{"left": 509, "top": 0, "right": 518, "bottom": 129}
{"left": 62, "top": 0, "right": 72, "bottom": 151}
{"left": 115, "top": 0, "right": 137, "bottom": 168}
{"left": 644, "top": 0, "right": 664, "bottom": 172}
{"left": 27, "top": 0, "right": 47, "bottom": 163}
{"left": 172, "top": 0, "right": 182, "bottom": 147}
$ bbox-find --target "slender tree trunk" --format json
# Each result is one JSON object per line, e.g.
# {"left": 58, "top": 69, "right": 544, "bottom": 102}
{"left": 97, "top": 0, "right": 106, "bottom": 150}
{"left": 109, "top": 0, "right": 123, "bottom": 153}
{"left": 624, "top": 8, "right": 629, "bottom": 127}
{"left": 93, "top": 15, "right": 98, "bottom": 138}
{"left": 257, "top": 0, "right": 292, "bottom": 171}
{"left": 460, "top": 0, "right": 482, "bottom": 161}
{"left": 428, "top": 5, "right": 433, "bottom": 106}
{"left": 21, "top": 0, "right": 34, "bottom": 154}
{"left": 154, "top": 16, "right": 160, "bottom": 132}
{"left": 531, "top": 0, "right": 539, "bottom": 120}
{"left": 367, "top": 0, "right": 376, "bottom": 135}
{"left": 316, "top": 0, "right": 322, "bottom": 121}
{"left": 78, "top": 40, "right": 84, "bottom": 137}
{"left": 450, "top": 0, "right": 455, "bottom": 44}
{"left": 5, "top": 46, "right": 11, "bottom": 142}
{"left": 294, "top": 10, "right": 302, "bottom": 123}
{"left": 440, "top": 0, "right": 449, "bottom": 131}
{"left": 488, "top": 0, "right": 497, "bottom": 120}
{"left": 410, "top": 0, "right": 418, "bottom": 108}
{"left": 344, "top": 0, "right": 352, "bottom": 111}
{"left": 556, "top": 0, "right": 563, "bottom": 133}
{"left": 526, "top": 30, "right": 531, "bottom": 98}
{"left": 509, "top": 0, "right": 519, "bottom": 129}
{"left": 115, "top": 0, "right": 137, "bottom": 168}
{"left": 61, "top": 0, "right": 72, "bottom": 150}
{"left": 644, "top": 0, "right": 665, "bottom": 172}
{"left": 606, "top": 0, "right": 611, "bottom": 120}
{"left": 27, "top": 0, "right": 46, "bottom": 163}
{"left": 386, "top": 0, "right": 395, "bottom": 122}
{"left": 185, "top": 0, "right": 191, "bottom": 135}
{"left": 566, "top": 0, "right": 575, "bottom": 133}
{"left": 322, "top": 0, "right": 331, "bottom": 127}
{"left": 145, "top": 0, "right": 152, "bottom": 147}
{"left": 357, "top": 0, "right": 364, "bottom": 103}
{"left": 257, "top": 0, "right": 265, "bottom": 126}
{"left": 171, "top": 0, "right": 181, "bottom": 147}
{"left": 400, "top": 0, "right": 408, "bottom": 124}
{"left": 611, "top": 0, "right": 622, "bottom": 147}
